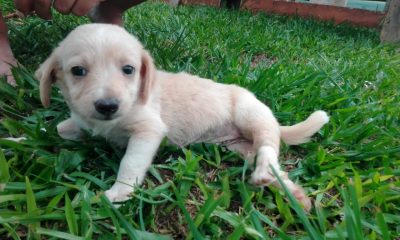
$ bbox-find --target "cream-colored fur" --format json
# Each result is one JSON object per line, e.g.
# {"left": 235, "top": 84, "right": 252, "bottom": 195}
{"left": 36, "top": 23, "right": 329, "bottom": 211}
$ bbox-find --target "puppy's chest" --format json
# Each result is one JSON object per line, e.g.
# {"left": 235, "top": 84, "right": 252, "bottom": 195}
{"left": 92, "top": 124, "right": 130, "bottom": 147}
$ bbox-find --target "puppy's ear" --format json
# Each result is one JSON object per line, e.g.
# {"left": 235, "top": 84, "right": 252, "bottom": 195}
{"left": 35, "top": 49, "right": 59, "bottom": 107}
{"left": 139, "top": 50, "right": 156, "bottom": 104}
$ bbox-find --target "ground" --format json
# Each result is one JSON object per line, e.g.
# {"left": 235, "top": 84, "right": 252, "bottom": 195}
{"left": 0, "top": 2, "right": 399, "bottom": 239}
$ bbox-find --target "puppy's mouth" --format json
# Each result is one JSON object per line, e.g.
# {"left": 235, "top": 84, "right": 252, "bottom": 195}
{"left": 92, "top": 113, "right": 120, "bottom": 121}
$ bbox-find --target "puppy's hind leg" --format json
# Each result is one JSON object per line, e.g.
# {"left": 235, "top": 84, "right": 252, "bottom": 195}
{"left": 233, "top": 92, "right": 311, "bottom": 211}
{"left": 252, "top": 146, "right": 311, "bottom": 211}
{"left": 226, "top": 141, "right": 256, "bottom": 167}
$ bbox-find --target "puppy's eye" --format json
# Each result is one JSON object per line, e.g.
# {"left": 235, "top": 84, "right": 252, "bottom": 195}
{"left": 71, "top": 66, "right": 87, "bottom": 77}
{"left": 122, "top": 65, "right": 135, "bottom": 75}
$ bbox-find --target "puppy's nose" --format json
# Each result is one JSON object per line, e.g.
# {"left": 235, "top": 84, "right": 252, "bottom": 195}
{"left": 94, "top": 98, "right": 119, "bottom": 116}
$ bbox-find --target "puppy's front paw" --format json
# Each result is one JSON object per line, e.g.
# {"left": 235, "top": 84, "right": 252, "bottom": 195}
{"left": 57, "top": 119, "right": 83, "bottom": 141}
{"left": 104, "top": 183, "right": 133, "bottom": 203}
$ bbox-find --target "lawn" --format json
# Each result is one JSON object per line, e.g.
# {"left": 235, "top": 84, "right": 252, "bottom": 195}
{"left": 1, "top": 2, "right": 400, "bottom": 239}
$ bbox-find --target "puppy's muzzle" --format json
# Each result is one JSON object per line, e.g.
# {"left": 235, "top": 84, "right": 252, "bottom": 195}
{"left": 94, "top": 98, "right": 119, "bottom": 118}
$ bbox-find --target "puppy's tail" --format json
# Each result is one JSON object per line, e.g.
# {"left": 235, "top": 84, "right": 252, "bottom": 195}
{"left": 280, "top": 110, "right": 329, "bottom": 145}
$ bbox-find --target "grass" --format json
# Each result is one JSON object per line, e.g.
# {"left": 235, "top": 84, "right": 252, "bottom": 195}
{"left": 1, "top": 1, "right": 400, "bottom": 239}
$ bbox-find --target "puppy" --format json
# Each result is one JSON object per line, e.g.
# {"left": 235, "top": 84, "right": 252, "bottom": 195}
{"left": 36, "top": 24, "right": 329, "bottom": 211}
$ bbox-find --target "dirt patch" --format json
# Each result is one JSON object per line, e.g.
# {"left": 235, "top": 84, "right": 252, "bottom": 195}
{"left": 250, "top": 53, "right": 277, "bottom": 69}
{"left": 154, "top": 206, "right": 188, "bottom": 238}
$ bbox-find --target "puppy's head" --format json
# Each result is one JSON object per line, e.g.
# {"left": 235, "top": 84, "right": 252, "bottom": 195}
{"left": 36, "top": 23, "right": 155, "bottom": 121}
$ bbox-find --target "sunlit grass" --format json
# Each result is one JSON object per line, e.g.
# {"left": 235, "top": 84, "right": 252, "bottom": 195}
{"left": 1, "top": 2, "right": 399, "bottom": 239}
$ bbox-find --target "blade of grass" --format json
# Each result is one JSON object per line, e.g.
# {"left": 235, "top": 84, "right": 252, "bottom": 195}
{"left": 25, "top": 176, "right": 40, "bottom": 239}
{"left": 0, "top": 213, "right": 66, "bottom": 224}
{"left": 45, "top": 190, "right": 66, "bottom": 214}
{"left": 80, "top": 185, "right": 93, "bottom": 239}
{"left": 253, "top": 210, "right": 291, "bottom": 240}
{"left": 170, "top": 181, "right": 204, "bottom": 240}
{"left": 99, "top": 196, "right": 122, "bottom": 240}
{"left": 69, "top": 172, "right": 108, "bottom": 190}
{"left": 0, "top": 194, "right": 26, "bottom": 203}
{"left": 1, "top": 223, "right": 21, "bottom": 240}
{"left": 342, "top": 182, "right": 363, "bottom": 240}
{"left": 238, "top": 181, "right": 269, "bottom": 239}
{"left": 0, "top": 149, "right": 10, "bottom": 191}
{"left": 220, "top": 172, "right": 232, "bottom": 208}
{"left": 139, "top": 191, "right": 145, "bottom": 231}
{"left": 36, "top": 227, "right": 84, "bottom": 240}
{"left": 65, "top": 193, "right": 79, "bottom": 236}
{"left": 100, "top": 195, "right": 140, "bottom": 239}
{"left": 376, "top": 212, "right": 390, "bottom": 240}
{"left": 193, "top": 193, "right": 223, "bottom": 227}
{"left": 99, "top": 195, "right": 172, "bottom": 240}
{"left": 226, "top": 223, "right": 245, "bottom": 240}
{"left": 270, "top": 167, "right": 323, "bottom": 239}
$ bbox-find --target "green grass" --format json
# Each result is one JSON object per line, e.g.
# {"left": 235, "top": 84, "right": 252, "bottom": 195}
{"left": 1, "top": 2, "right": 400, "bottom": 239}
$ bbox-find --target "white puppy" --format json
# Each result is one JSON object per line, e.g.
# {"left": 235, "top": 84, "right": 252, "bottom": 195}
{"left": 36, "top": 24, "right": 329, "bottom": 211}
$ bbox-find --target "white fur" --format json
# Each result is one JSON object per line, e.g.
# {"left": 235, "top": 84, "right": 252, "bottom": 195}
{"left": 105, "top": 132, "right": 164, "bottom": 202}
{"left": 35, "top": 24, "right": 329, "bottom": 211}
{"left": 280, "top": 110, "right": 329, "bottom": 145}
